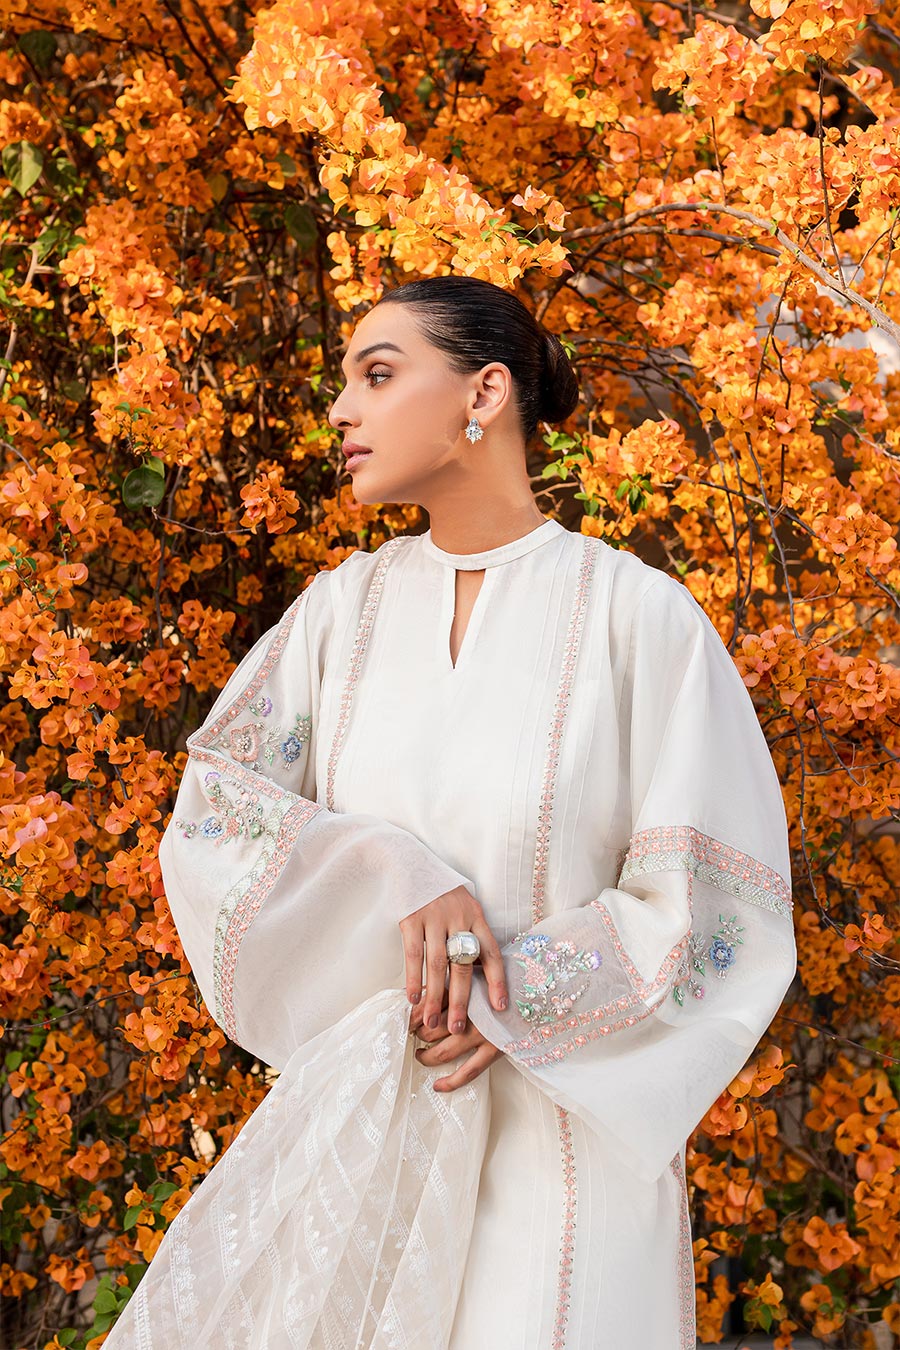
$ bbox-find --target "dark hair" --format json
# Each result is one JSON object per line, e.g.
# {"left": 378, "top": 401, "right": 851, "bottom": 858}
{"left": 376, "top": 276, "right": 579, "bottom": 445}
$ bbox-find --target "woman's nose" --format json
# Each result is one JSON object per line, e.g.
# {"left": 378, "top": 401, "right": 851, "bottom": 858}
{"left": 327, "top": 389, "right": 355, "bottom": 431}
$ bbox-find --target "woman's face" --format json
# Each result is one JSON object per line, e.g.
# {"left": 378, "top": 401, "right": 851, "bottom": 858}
{"left": 327, "top": 303, "right": 497, "bottom": 506}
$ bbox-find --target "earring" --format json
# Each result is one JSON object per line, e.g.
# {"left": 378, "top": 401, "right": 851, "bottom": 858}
{"left": 465, "top": 416, "right": 483, "bottom": 443}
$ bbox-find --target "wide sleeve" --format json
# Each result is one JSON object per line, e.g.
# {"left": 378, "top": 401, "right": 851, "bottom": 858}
{"left": 157, "top": 561, "right": 475, "bottom": 1070}
{"left": 466, "top": 573, "right": 797, "bottom": 1185}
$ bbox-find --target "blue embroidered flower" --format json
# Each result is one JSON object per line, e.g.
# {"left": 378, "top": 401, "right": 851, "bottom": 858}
{"left": 586, "top": 950, "right": 602, "bottom": 970}
{"left": 200, "top": 816, "right": 224, "bottom": 839}
{"left": 519, "top": 934, "right": 551, "bottom": 957}
{"left": 708, "top": 937, "right": 736, "bottom": 973}
{"left": 281, "top": 734, "right": 303, "bottom": 766}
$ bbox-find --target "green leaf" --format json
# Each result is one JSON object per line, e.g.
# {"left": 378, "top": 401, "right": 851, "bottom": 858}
{"left": 123, "top": 1205, "right": 142, "bottom": 1231}
{"left": 93, "top": 1287, "right": 119, "bottom": 1314}
{"left": 43, "top": 155, "right": 78, "bottom": 192}
{"left": 122, "top": 467, "right": 166, "bottom": 511}
{"left": 284, "top": 203, "right": 317, "bottom": 253}
{"left": 143, "top": 456, "right": 165, "bottom": 477}
{"left": 35, "top": 225, "right": 64, "bottom": 262}
{"left": 4, "top": 1051, "right": 23, "bottom": 1070}
{"left": 55, "top": 1331, "right": 78, "bottom": 1347}
{"left": 275, "top": 151, "right": 297, "bottom": 178}
{"left": 18, "top": 31, "right": 56, "bottom": 69}
{"left": 2, "top": 142, "right": 44, "bottom": 195}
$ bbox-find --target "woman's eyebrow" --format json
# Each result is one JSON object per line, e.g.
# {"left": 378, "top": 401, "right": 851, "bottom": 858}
{"left": 340, "top": 342, "right": 406, "bottom": 375}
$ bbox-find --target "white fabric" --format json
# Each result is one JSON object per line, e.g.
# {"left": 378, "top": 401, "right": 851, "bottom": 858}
{"left": 105, "top": 518, "right": 796, "bottom": 1349}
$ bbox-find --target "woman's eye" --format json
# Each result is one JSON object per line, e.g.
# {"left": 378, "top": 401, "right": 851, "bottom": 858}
{"left": 364, "top": 367, "right": 390, "bottom": 387}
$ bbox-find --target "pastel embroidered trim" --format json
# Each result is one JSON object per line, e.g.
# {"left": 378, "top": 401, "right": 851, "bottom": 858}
{"left": 670, "top": 1150, "right": 696, "bottom": 1349}
{"left": 511, "top": 933, "right": 603, "bottom": 1025}
{"left": 326, "top": 538, "right": 408, "bottom": 812}
{"left": 672, "top": 914, "right": 744, "bottom": 1006}
{"left": 551, "top": 1106, "right": 577, "bottom": 1350}
{"left": 192, "top": 590, "right": 306, "bottom": 751}
{"left": 618, "top": 823, "right": 792, "bottom": 918}
{"left": 216, "top": 798, "right": 320, "bottom": 1038}
{"left": 532, "top": 537, "right": 600, "bottom": 928}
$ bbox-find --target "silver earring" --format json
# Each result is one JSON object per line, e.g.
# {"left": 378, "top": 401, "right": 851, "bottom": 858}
{"left": 465, "top": 416, "right": 483, "bottom": 443}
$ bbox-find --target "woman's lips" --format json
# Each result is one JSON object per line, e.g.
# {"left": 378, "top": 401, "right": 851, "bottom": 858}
{"left": 345, "top": 450, "right": 373, "bottom": 471}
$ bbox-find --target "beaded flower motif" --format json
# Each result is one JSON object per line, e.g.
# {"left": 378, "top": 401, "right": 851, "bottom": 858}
{"left": 175, "top": 702, "right": 311, "bottom": 842}
{"left": 212, "top": 699, "right": 311, "bottom": 774}
{"left": 175, "top": 771, "right": 267, "bottom": 844}
{"left": 511, "top": 933, "right": 603, "bottom": 1025}
{"left": 672, "top": 914, "right": 744, "bottom": 1005}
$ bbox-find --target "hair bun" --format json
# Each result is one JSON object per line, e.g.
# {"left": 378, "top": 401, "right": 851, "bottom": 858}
{"left": 539, "top": 331, "right": 579, "bottom": 425}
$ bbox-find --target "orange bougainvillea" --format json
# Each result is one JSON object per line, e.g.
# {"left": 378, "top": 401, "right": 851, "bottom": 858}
{"left": 0, "top": 0, "right": 900, "bottom": 1346}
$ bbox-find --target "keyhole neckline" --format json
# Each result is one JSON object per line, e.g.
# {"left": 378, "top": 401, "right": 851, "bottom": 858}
{"left": 420, "top": 517, "right": 565, "bottom": 570}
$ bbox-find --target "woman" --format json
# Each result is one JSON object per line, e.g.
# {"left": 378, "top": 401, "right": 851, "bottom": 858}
{"left": 106, "top": 276, "right": 796, "bottom": 1348}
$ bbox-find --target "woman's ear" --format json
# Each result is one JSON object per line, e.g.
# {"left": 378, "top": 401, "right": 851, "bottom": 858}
{"left": 470, "top": 362, "right": 512, "bottom": 425}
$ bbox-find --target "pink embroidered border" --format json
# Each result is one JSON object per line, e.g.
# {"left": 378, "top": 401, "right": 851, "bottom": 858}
{"left": 619, "top": 823, "right": 792, "bottom": 918}
{"left": 218, "top": 797, "right": 321, "bottom": 1040}
{"left": 552, "top": 1105, "right": 577, "bottom": 1350}
{"left": 531, "top": 538, "right": 600, "bottom": 929}
{"left": 670, "top": 1150, "right": 696, "bottom": 1350}
{"left": 193, "top": 591, "right": 307, "bottom": 750}
{"left": 531, "top": 538, "right": 600, "bottom": 1350}
{"left": 326, "top": 538, "right": 407, "bottom": 812}
{"left": 189, "top": 746, "right": 292, "bottom": 799}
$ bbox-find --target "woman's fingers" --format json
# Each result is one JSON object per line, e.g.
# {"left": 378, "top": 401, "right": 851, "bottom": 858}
{"left": 415, "top": 1022, "right": 480, "bottom": 1064}
{"left": 433, "top": 1041, "right": 502, "bottom": 1092}
{"left": 399, "top": 920, "right": 425, "bottom": 1007}
{"left": 472, "top": 919, "right": 509, "bottom": 1012}
{"left": 446, "top": 959, "right": 473, "bottom": 1035}
{"left": 422, "top": 923, "right": 449, "bottom": 1030}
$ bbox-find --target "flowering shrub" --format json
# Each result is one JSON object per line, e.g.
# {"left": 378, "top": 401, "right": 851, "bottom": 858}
{"left": 0, "top": 1, "right": 899, "bottom": 1345}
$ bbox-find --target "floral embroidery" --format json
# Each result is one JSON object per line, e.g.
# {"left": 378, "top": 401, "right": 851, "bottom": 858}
{"left": 175, "top": 771, "right": 269, "bottom": 845}
{"left": 212, "top": 700, "right": 311, "bottom": 773}
{"left": 280, "top": 713, "right": 311, "bottom": 766}
{"left": 671, "top": 914, "right": 744, "bottom": 1005}
{"left": 512, "top": 933, "right": 603, "bottom": 1024}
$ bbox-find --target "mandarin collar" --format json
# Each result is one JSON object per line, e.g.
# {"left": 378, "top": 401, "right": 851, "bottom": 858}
{"left": 419, "top": 518, "right": 566, "bottom": 570}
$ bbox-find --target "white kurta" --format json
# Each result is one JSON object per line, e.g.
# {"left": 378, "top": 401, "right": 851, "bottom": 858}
{"left": 105, "top": 518, "right": 797, "bottom": 1349}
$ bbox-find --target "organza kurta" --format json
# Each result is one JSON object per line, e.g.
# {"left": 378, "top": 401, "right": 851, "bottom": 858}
{"left": 105, "top": 518, "right": 797, "bottom": 1350}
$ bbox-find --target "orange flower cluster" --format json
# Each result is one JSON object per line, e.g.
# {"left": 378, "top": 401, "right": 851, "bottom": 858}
{"left": 0, "top": 0, "right": 898, "bottom": 1344}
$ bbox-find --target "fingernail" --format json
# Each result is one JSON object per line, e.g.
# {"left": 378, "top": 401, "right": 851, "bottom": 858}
{"left": 409, "top": 992, "right": 420, "bottom": 1004}
{"left": 498, "top": 997, "right": 508, "bottom": 1010}
{"left": 451, "top": 1019, "right": 465, "bottom": 1034}
{"left": 427, "top": 1013, "right": 439, "bottom": 1029}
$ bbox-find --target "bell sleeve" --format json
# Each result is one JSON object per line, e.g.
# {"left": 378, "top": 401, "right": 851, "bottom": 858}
{"left": 465, "top": 572, "right": 796, "bottom": 1185}
{"left": 157, "top": 560, "right": 475, "bottom": 1070}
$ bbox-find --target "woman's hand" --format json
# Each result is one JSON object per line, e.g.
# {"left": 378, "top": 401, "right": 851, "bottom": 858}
{"left": 399, "top": 884, "right": 509, "bottom": 1036}
{"left": 409, "top": 998, "right": 503, "bottom": 1092}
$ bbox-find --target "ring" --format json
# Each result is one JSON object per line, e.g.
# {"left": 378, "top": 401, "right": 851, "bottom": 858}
{"left": 446, "top": 931, "right": 480, "bottom": 965}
